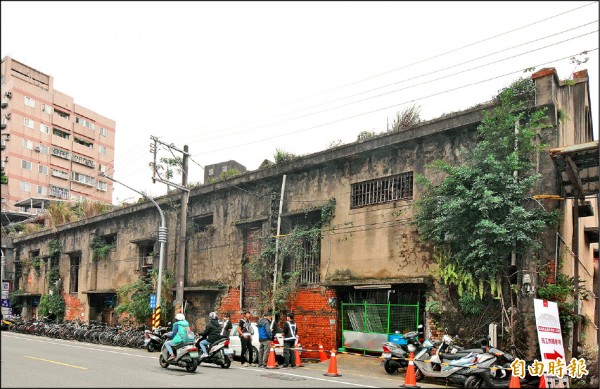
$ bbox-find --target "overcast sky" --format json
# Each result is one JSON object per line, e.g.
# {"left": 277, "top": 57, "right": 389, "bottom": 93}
{"left": 2, "top": 1, "right": 598, "bottom": 204}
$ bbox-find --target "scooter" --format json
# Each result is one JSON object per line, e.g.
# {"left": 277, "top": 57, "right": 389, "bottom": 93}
{"left": 412, "top": 334, "right": 487, "bottom": 385}
{"left": 381, "top": 324, "right": 424, "bottom": 374}
{"left": 461, "top": 348, "right": 540, "bottom": 388}
{"left": 144, "top": 327, "right": 167, "bottom": 352}
{"left": 195, "top": 336, "right": 233, "bottom": 368}
{"left": 159, "top": 337, "right": 201, "bottom": 372}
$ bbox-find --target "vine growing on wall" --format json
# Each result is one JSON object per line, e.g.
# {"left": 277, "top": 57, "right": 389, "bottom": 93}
{"left": 413, "top": 76, "right": 561, "bottom": 348}
{"left": 115, "top": 269, "right": 175, "bottom": 325}
{"left": 90, "top": 236, "right": 115, "bottom": 261}
{"left": 245, "top": 198, "right": 336, "bottom": 315}
{"left": 37, "top": 240, "right": 65, "bottom": 321}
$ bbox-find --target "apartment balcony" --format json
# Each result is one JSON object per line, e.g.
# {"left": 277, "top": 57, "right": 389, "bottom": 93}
{"left": 74, "top": 123, "right": 95, "bottom": 139}
{"left": 51, "top": 135, "right": 71, "bottom": 151}
{"left": 73, "top": 142, "right": 95, "bottom": 159}
{"left": 51, "top": 114, "right": 72, "bottom": 130}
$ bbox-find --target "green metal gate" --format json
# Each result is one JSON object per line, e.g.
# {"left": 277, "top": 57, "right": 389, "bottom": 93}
{"left": 341, "top": 302, "right": 419, "bottom": 352}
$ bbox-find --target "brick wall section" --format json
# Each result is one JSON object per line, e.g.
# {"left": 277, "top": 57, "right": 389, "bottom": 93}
{"left": 218, "top": 287, "right": 241, "bottom": 319}
{"left": 64, "top": 292, "right": 85, "bottom": 321}
{"left": 286, "top": 287, "right": 338, "bottom": 359}
{"left": 215, "top": 286, "right": 340, "bottom": 357}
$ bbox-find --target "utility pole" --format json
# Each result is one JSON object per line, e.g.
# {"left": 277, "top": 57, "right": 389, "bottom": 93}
{"left": 271, "top": 175, "right": 286, "bottom": 317}
{"left": 149, "top": 136, "right": 190, "bottom": 314}
{"left": 175, "top": 145, "right": 189, "bottom": 312}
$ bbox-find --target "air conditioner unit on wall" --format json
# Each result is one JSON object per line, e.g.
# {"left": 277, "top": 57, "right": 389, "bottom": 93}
{"left": 34, "top": 146, "right": 41, "bottom": 152}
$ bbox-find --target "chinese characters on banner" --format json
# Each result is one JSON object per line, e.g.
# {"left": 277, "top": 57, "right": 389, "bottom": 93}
{"left": 510, "top": 299, "right": 588, "bottom": 386}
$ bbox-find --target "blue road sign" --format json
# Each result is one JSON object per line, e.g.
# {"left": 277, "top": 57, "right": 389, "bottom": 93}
{"left": 150, "top": 294, "right": 156, "bottom": 309}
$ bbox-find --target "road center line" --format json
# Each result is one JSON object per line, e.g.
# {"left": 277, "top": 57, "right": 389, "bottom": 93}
{"left": 5, "top": 333, "right": 155, "bottom": 359}
{"left": 25, "top": 355, "right": 88, "bottom": 369}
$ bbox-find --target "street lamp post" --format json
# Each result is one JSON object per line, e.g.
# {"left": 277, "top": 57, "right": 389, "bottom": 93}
{"left": 101, "top": 174, "right": 167, "bottom": 316}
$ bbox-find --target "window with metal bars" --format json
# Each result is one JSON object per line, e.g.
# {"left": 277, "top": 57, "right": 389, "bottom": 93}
{"left": 351, "top": 172, "right": 413, "bottom": 208}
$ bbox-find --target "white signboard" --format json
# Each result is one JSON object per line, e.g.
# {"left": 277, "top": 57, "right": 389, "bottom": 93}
{"left": 534, "top": 299, "right": 566, "bottom": 361}
{"left": 534, "top": 298, "right": 569, "bottom": 388}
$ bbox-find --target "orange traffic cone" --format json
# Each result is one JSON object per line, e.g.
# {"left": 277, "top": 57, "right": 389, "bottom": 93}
{"left": 319, "top": 344, "right": 328, "bottom": 362}
{"left": 401, "top": 352, "right": 420, "bottom": 388}
{"left": 294, "top": 343, "right": 303, "bottom": 367}
{"left": 538, "top": 374, "right": 547, "bottom": 388}
{"left": 266, "top": 342, "right": 278, "bottom": 369}
{"left": 509, "top": 371, "right": 521, "bottom": 388}
{"left": 323, "top": 350, "right": 341, "bottom": 377}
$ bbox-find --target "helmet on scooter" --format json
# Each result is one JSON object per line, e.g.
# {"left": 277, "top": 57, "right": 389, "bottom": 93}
{"left": 175, "top": 313, "right": 185, "bottom": 321}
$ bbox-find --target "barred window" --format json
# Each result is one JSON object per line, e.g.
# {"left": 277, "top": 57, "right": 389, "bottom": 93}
{"left": 351, "top": 172, "right": 413, "bottom": 208}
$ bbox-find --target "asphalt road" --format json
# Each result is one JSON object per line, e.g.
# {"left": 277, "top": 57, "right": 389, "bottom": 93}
{"left": 1, "top": 332, "right": 447, "bottom": 388}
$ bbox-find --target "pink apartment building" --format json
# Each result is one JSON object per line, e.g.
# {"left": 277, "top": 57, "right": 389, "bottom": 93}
{"left": 1, "top": 56, "right": 115, "bottom": 224}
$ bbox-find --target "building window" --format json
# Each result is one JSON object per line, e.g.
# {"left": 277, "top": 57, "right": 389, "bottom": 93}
{"left": 281, "top": 212, "right": 321, "bottom": 285}
{"left": 72, "top": 154, "right": 95, "bottom": 168}
{"left": 51, "top": 147, "right": 70, "bottom": 160}
{"left": 24, "top": 96, "right": 36, "bottom": 108}
{"left": 41, "top": 104, "right": 53, "bottom": 114}
{"left": 53, "top": 128, "right": 70, "bottom": 139}
{"left": 75, "top": 116, "right": 94, "bottom": 130}
{"left": 51, "top": 168, "right": 69, "bottom": 180}
{"left": 191, "top": 214, "right": 214, "bottom": 234}
{"left": 99, "top": 127, "right": 108, "bottom": 137}
{"left": 351, "top": 172, "right": 414, "bottom": 208}
{"left": 49, "top": 184, "right": 69, "bottom": 199}
{"left": 38, "top": 144, "right": 49, "bottom": 154}
{"left": 39, "top": 123, "right": 50, "bottom": 134}
{"left": 72, "top": 171, "right": 95, "bottom": 186}
{"left": 96, "top": 181, "right": 108, "bottom": 192}
{"left": 37, "top": 185, "right": 47, "bottom": 195}
{"left": 69, "top": 255, "right": 80, "bottom": 293}
{"left": 38, "top": 164, "right": 48, "bottom": 175}
{"left": 20, "top": 181, "right": 31, "bottom": 192}
{"left": 98, "top": 145, "right": 106, "bottom": 155}
{"left": 21, "top": 160, "right": 32, "bottom": 170}
{"left": 99, "top": 164, "right": 107, "bottom": 174}
{"left": 23, "top": 117, "right": 35, "bottom": 129}
{"left": 22, "top": 139, "right": 33, "bottom": 150}
{"left": 222, "top": 166, "right": 228, "bottom": 173}
{"left": 54, "top": 109, "right": 70, "bottom": 119}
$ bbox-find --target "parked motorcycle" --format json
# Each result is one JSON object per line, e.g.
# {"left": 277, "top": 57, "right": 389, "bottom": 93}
{"left": 381, "top": 324, "right": 424, "bottom": 374}
{"left": 461, "top": 347, "right": 540, "bottom": 388}
{"left": 144, "top": 327, "right": 167, "bottom": 352}
{"left": 412, "top": 334, "right": 488, "bottom": 385}
{"left": 195, "top": 336, "right": 233, "bottom": 368}
{"left": 159, "top": 337, "right": 200, "bottom": 372}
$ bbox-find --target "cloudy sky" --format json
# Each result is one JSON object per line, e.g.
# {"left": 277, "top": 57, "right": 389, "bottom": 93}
{"left": 2, "top": 1, "right": 598, "bottom": 204}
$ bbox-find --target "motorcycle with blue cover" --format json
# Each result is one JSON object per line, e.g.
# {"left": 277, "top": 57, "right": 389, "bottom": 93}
{"left": 381, "top": 324, "right": 424, "bottom": 374}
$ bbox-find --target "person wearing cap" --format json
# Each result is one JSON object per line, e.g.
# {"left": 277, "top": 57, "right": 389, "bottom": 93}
{"left": 257, "top": 312, "right": 273, "bottom": 368}
{"left": 164, "top": 312, "right": 190, "bottom": 361}
{"left": 282, "top": 312, "right": 298, "bottom": 368}
{"left": 197, "top": 311, "right": 221, "bottom": 358}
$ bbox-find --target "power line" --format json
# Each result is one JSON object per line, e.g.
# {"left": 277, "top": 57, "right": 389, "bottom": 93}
{"left": 182, "top": 21, "right": 599, "bottom": 145}
{"left": 194, "top": 48, "right": 599, "bottom": 156}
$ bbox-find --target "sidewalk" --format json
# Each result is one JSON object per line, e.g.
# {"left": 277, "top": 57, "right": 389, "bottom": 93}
{"left": 301, "top": 353, "right": 452, "bottom": 388}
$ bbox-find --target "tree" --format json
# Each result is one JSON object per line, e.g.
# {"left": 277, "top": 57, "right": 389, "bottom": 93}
{"left": 413, "top": 77, "right": 560, "bottom": 348}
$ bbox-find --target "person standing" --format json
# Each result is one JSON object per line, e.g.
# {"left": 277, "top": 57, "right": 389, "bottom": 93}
{"left": 282, "top": 312, "right": 298, "bottom": 368}
{"left": 220, "top": 313, "right": 232, "bottom": 338}
{"left": 237, "top": 311, "right": 255, "bottom": 367}
{"left": 257, "top": 312, "right": 273, "bottom": 368}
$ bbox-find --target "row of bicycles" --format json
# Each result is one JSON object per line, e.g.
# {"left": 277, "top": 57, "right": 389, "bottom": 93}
{"left": 4, "top": 316, "right": 146, "bottom": 349}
